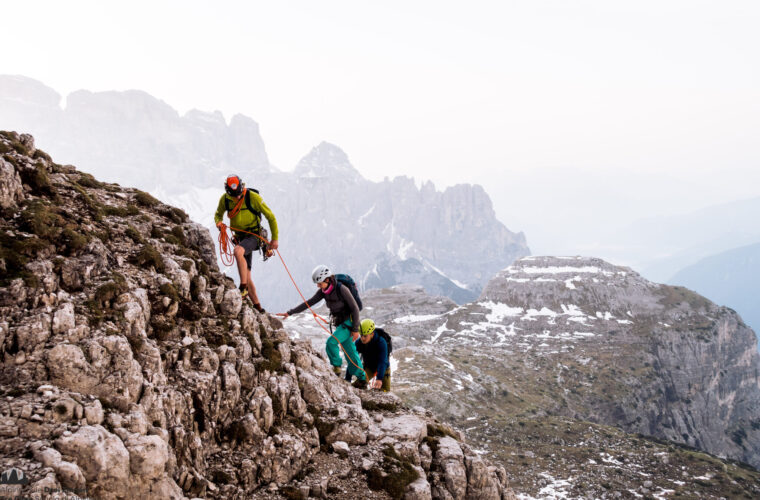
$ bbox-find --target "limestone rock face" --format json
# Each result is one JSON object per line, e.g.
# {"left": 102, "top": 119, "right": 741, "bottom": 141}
{"left": 0, "top": 157, "right": 23, "bottom": 209}
{"left": 0, "top": 131, "right": 515, "bottom": 499}
{"left": 360, "top": 255, "right": 760, "bottom": 472}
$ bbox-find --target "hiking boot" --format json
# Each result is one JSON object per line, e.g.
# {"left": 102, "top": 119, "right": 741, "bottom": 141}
{"left": 332, "top": 366, "right": 342, "bottom": 377}
{"left": 352, "top": 378, "right": 368, "bottom": 390}
{"left": 252, "top": 303, "right": 266, "bottom": 314}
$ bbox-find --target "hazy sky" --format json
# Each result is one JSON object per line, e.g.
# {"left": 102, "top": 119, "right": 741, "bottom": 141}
{"left": 2, "top": 0, "right": 760, "bottom": 254}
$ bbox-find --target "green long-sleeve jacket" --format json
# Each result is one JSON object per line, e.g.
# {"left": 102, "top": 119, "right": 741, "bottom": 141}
{"left": 214, "top": 190, "right": 279, "bottom": 241}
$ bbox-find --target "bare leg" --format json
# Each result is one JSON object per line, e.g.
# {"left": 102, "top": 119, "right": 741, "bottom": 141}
{"left": 246, "top": 269, "right": 261, "bottom": 305}
{"left": 234, "top": 245, "right": 247, "bottom": 286}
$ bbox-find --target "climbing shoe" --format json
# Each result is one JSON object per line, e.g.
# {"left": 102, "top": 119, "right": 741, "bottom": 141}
{"left": 333, "top": 366, "right": 342, "bottom": 377}
{"left": 252, "top": 303, "right": 266, "bottom": 314}
{"left": 352, "top": 379, "right": 368, "bottom": 390}
{"left": 239, "top": 284, "right": 248, "bottom": 299}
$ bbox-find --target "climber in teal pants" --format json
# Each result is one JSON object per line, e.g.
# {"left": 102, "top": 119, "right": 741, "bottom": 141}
{"left": 327, "top": 320, "right": 365, "bottom": 382}
{"left": 278, "top": 265, "right": 367, "bottom": 388}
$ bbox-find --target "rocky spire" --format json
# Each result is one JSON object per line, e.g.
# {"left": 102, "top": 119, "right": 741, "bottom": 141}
{"left": 293, "top": 141, "right": 364, "bottom": 183}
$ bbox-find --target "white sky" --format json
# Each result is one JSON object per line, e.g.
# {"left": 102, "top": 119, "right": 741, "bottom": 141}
{"left": 2, "top": 0, "right": 760, "bottom": 255}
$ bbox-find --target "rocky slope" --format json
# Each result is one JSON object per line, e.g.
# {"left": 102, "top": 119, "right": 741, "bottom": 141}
{"left": 0, "top": 76, "right": 530, "bottom": 310}
{"left": 0, "top": 131, "right": 515, "bottom": 499}
{"left": 285, "top": 258, "right": 760, "bottom": 497}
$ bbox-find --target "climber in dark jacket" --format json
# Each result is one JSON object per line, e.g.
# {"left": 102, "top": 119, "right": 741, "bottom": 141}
{"left": 356, "top": 319, "right": 391, "bottom": 392}
{"left": 276, "top": 265, "right": 367, "bottom": 387}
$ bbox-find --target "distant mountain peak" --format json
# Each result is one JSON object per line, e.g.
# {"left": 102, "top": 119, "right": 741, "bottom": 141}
{"left": 293, "top": 141, "right": 363, "bottom": 181}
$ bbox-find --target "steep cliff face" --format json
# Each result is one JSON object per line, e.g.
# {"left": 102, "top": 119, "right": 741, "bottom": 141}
{"left": 0, "top": 132, "right": 515, "bottom": 499}
{"left": 337, "top": 257, "right": 760, "bottom": 470}
{"left": 475, "top": 256, "right": 760, "bottom": 466}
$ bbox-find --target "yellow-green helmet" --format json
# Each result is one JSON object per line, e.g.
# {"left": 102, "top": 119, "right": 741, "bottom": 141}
{"left": 360, "top": 319, "right": 375, "bottom": 336}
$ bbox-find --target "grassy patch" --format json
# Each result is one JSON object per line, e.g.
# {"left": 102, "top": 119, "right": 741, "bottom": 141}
{"left": 170, "top": 225, "right": 187, "bottom": 245}
{"left": 125, "top": 224, "right": 144, "bottom": 243}
{"left": 18, "top": 161, "right": 54, "bottom": 195}
{"left": 134, "top": 190, "right": 159, "bottom": 207}
{"left": 133, "top": 243, "right": 165, "bottom": 273}
{"left": 658, "top": 285, "right": 712, "bottom": 310}
{"left": 0, "top": 231, "right": 47, "bottom": 286}
{"left": 427, "top": 423, "right": 458, "bottom": 440}
{"left": 367, "top": 444, "right": 420, "bottom": 499}
{"left": 71, "top": 182, "right": 103, "bottom": 220}
{"left": 94, "top": 273, "right": 128, "bottom": 305}
{"left": 159, "top": 282, "right": 180, "bottom": 303}
{"left": 32, "top": 149, "right": 52, "bottom": 162}
{"left": 255, "top": 338, "right": 283, "bottom": 372}
{"left": 61, "top": 226, "right": 89, "bottom": 255}
{"left": 75, "top": 172, "right": 106, "bottom": 189}
{"left": 161, "top": 206, "right": 189, "bottom": 224}
{"left": 20, "top": 200, "right": 63, "bottom": 240}
{"left": 103, "top": 204, "right": 139, "bottom": 217}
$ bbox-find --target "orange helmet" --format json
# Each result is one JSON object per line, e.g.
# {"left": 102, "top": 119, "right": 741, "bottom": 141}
{"left": 225, "top": 174, "right": 244, "bottom": 197}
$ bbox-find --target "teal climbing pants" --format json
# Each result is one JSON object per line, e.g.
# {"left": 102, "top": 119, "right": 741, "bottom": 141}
{"left": 326, "top": 321, "right": 366, "bottom": 381}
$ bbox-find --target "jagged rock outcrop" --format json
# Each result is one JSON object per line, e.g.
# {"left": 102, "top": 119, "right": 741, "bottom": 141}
{"left": 0, "top": 131, "right": 515, "bottom": 499}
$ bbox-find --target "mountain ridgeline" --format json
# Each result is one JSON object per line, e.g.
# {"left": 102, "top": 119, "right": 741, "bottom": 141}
{"left": 0, "top": 132, "right": 517, "bottom": 499}
{"left": 0, "top": 75, "right": 530, "bottom": 311}
{"left": 669, "top": 242, "right": 760, "bottom": 350}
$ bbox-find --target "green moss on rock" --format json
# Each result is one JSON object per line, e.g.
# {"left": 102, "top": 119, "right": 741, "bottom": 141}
{"left": 256, "top": 338, "right": 283, "bottom": 372}
{"left": 133, "top": 244, "right": 165, "bottom": 273}
{"left": 61, "top": 226, "right": 89, "bottom": 254}
{"left": 134, "top": 190, "right": 159, "bottom": 207}
{"left": 367, "top": 444, "right": 420, "bottom": 499}
{"left": 125, "top": 224, "right": 144, "bottom": 243}
{"left": 20, "top": 201, "right": 63, "bottom": 240}
{"left": 159, "top": 283, "right": 180, "bottom": 303}
{"left": 18, "top": 161, "right": 54, "bottom": 195}
{"left": 75, "top": 172, "right": 105, "bottom": 189}
{"left": 0, "top": 231, "right": 48, "bottom": 285}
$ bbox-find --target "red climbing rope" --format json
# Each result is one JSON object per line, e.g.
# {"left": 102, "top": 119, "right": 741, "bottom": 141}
{"left": 217, "top": 223, "right": 236, "bottom": 267}
{"left": 217, "top": 224, "right": 369, "bottom": 381}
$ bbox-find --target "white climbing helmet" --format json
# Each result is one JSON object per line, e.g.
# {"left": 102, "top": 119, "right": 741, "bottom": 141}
{"left": 311, "top": 265, "right": 332, "bottom": 284}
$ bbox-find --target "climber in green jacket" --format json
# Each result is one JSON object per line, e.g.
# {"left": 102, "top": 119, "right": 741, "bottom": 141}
{"left": 214, "top": 174, "right": 278, "bottom": 313}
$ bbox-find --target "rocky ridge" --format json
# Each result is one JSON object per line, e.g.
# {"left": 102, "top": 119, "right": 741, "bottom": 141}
{"left": 0, "top": 131, "right": 515, "bottom": 499}
{"left": 288, "top": 258, "right": 760, "bottom": 497}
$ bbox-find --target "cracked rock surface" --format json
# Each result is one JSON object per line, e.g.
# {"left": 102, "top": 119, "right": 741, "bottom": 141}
{"left": 0, "top": 131, "right": 516, "bottom": 499}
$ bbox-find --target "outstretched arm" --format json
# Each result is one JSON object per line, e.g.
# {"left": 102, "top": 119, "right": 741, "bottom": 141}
{"left": 280, "top": 289, "right": 323, "bottom": 317}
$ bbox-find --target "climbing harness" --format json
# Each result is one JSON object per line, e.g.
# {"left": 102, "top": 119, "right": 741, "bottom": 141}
{"left": 217, "top": 223, "right": 370, "bottom": 381}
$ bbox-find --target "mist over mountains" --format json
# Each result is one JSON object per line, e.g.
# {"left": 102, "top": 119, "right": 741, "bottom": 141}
{"left": 0, "top": 75, "right": 529, "bottom": 311}
{"left": 670, "top": 242, "right": 760, "bottom": 348}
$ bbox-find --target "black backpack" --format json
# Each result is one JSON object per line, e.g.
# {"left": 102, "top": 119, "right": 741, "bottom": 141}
{"left": 224, "top": 188, "right": 261, "bottom": 220}
{"left": 335, "top": 273, "right": 362, "bottom": 310}
{"left": 375, "top": 327, "right": 393, "bottom": 355}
